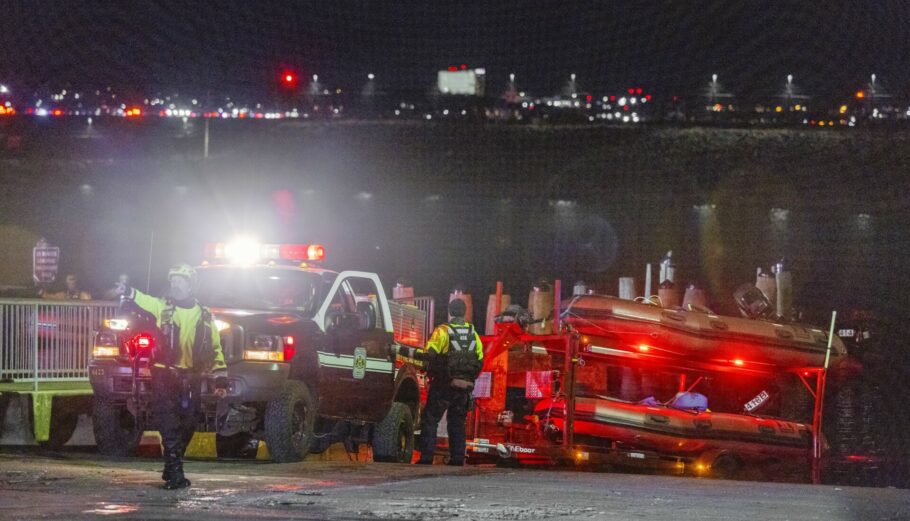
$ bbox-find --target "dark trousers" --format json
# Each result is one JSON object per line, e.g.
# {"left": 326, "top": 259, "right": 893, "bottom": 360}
{"left": 151, "top": 367, "right": 200, "bottom": 475}
{"left": 418, "top": 381, "right": 470, "bottom": 463}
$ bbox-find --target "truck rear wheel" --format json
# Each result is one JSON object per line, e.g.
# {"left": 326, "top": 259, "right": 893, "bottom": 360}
{"left": 264, "top": 381, "right": 316, "bottom": 463}
{"left": 372, "top": 402, "right": 414, "bottom": 463}
{"left": 92, "top": 395, "right": 142, "bottom": 457}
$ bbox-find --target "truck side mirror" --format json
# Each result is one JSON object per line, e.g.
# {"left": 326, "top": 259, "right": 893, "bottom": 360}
{"left": 356, "top": 301, "right": 376, "bottom": 330}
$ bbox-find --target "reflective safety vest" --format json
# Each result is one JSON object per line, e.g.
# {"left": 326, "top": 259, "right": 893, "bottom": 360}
{"left": 159, "top": 301, "right": 216, "bottom": 372}
{"left": 444, "top": 323, "right": 482, "bottom": 382}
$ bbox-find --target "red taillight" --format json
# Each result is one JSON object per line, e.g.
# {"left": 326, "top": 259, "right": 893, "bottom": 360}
{"left": 283, "top": 336, "right": 296, "bottom": 361}
{"left": 129, "top": 332, "right": 156, "bottom": 356}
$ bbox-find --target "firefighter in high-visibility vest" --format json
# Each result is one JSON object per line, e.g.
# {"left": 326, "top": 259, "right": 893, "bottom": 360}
{"left": 118, "top": 263, "right": 227, "bottom": 490}
{"left": 415, "top": 298, "right": 483, "bottom": 465}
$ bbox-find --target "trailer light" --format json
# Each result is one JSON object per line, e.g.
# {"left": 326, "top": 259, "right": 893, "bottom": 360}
{"left": 575, "top": 451, "right": 590, "bottom": 462}
{"left": 92, "top": 346, "right": 120, "bottom": 358}
{"left": 243, "top": 350, "right": 285, "bottom": 362}
{"left": 105, "top": 318, "right": 129, "bottom": 331}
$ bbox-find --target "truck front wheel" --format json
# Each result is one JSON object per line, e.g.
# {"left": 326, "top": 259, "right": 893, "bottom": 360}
{"left": 92, "top": 395, "right": 142, "bottom": 457}
{"left": 264, "top": 381, "right": 316, "bottom": 463}
{"left": 372, "top": 402, "right": 414, "bottom": 463}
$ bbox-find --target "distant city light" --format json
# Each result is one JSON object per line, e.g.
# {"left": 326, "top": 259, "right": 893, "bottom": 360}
{"left": 367, "top": 73, "right": 375, "bottom": 80}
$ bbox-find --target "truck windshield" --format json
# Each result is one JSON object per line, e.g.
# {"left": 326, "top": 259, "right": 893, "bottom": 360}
{"left": 196, "top": 267, "right": 324, "bottom": 314}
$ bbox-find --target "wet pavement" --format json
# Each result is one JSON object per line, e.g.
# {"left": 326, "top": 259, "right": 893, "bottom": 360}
{"left": 1, "top": 451, "right": 909, "bottom": 520}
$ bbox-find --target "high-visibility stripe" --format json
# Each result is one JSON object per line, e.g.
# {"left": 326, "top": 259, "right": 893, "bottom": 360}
{"left": 315, "top": 351, "right": 394, "bottom": 374}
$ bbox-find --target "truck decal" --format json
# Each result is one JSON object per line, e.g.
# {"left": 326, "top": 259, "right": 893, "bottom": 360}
{"left": 316, "top": 351, "right": 393, "bottom": 374}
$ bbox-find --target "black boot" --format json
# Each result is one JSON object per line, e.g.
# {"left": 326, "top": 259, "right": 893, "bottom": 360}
{"left": 162, "top": 455, "right": 191, "bottom": 490}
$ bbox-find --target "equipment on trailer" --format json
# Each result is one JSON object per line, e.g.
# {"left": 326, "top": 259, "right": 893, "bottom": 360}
{"left": 464, "top": 281, "right": 845, "bottom": 482}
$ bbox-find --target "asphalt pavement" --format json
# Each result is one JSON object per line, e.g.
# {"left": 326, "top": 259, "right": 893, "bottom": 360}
{"left": 0, "top": 451, "right": 908, "bottom": 521}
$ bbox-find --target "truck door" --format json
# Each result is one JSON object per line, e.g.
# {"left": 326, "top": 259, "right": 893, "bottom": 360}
{"left": 314, "top": 273, "right": 395, "bottom": 421}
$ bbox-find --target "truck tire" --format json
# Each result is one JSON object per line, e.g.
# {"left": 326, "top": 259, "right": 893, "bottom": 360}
{"left": 92, "top": 395, "right": 142, "bottom": 457}
{"left": 372, "top": 402, "right": 414, "bottom": 463}
{"left": 264, "top": 380, "right": 316, "bottom": 463}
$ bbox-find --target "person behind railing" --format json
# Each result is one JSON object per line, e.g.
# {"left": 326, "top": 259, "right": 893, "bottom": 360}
{"left": 117, "top": 264, "right": 227, "bottom": 490}
{"left": 38, "top": 274, "right": 92, "bottom": 300}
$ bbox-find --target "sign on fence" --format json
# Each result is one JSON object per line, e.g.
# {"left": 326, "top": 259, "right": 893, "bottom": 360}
{"left": 32, "top": 238, "right": 60, "bottom": 284}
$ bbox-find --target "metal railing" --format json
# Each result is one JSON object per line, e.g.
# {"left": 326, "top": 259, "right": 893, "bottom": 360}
{"left": 0, "top": 299, "right": 118, "bottom": 386}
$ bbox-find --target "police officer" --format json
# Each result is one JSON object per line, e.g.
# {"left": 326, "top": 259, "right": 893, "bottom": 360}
{"left": 118, "top": 264, "right": 227, "bottom": 490}
{"left": 415, "top": 298, "right": 483, "bottom": 465}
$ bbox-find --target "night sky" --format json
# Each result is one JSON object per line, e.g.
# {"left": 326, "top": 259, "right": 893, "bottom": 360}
{"left": 3, "top": 1, "right": 910, "bottom": 100}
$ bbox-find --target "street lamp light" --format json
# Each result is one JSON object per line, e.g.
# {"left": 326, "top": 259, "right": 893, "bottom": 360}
{"left": 0, "top": 85, "right": 8, "bottom": 94}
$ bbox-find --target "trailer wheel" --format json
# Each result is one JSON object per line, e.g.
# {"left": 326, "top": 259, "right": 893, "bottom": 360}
{"left": 92, "top": 395, "right": 142, "bottom": 457}
{"left": 372, "top": 402, "right": 414, "bottom": 463}
{"left": 264, "top": 380, "right": 316, "bottom": 463}
{"left": 711, "top": 453, "right": 743, "bottom": 480}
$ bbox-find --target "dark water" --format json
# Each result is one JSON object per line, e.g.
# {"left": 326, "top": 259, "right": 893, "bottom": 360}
{"left": 1, "top": 117, "right": 909, "bottom": 485}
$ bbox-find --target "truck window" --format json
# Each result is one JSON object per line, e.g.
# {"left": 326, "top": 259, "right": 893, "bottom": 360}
{"left": 345, "top": 277, "right": 385, "bottom": 330}
{"left": 196, "top": 267, "right": 323, "bottom": 314}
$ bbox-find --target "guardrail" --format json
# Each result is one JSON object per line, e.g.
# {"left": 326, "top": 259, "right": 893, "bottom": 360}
{"left": 0, "top": 299, "right": 118, "bottom": 386}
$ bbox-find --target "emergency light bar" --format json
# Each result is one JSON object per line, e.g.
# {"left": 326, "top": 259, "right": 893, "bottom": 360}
{"left": 205, "top": 241, "right": 325, "bottom": 263}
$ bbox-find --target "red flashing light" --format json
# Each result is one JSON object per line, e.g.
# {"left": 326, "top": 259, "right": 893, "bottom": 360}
{"left": 447, "top": 66, "right": 458, "bottom": 72}
{"left": 283, "top": 336, "right": 296, "bottom": 361}
{"left": 609, "top": 95, "right": 616, "bottom": 102}
{"left": 636, "top": 88, "right": 643, "bottom": 94}
{"left": 645, "top": 94, "right": 652, "bottom": 101}
{"left": 627, "top": 88, "right": 635, "bottom": 95}
{"left": 306, "top": 244, "right": 325, "bottom": 262}
{"left": 461, "top": 64, "right": 467, "bottom": 70}
{"left": 285, "top": 73, "right": 294, "bottom": 83}
{"left": 586, "top": 95, "right": 592, "bottom": 102}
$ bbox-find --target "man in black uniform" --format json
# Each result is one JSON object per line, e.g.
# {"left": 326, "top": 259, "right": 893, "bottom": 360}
{"left": 415, "top": 298, "right": 483, "bottom": 465}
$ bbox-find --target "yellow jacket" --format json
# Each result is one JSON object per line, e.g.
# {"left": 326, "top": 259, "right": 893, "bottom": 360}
{"left": 132, "top": 289, "right": 226, "bottom": 371}
{"left": 423, "top": 321, "right": 484, "bottom": 360}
